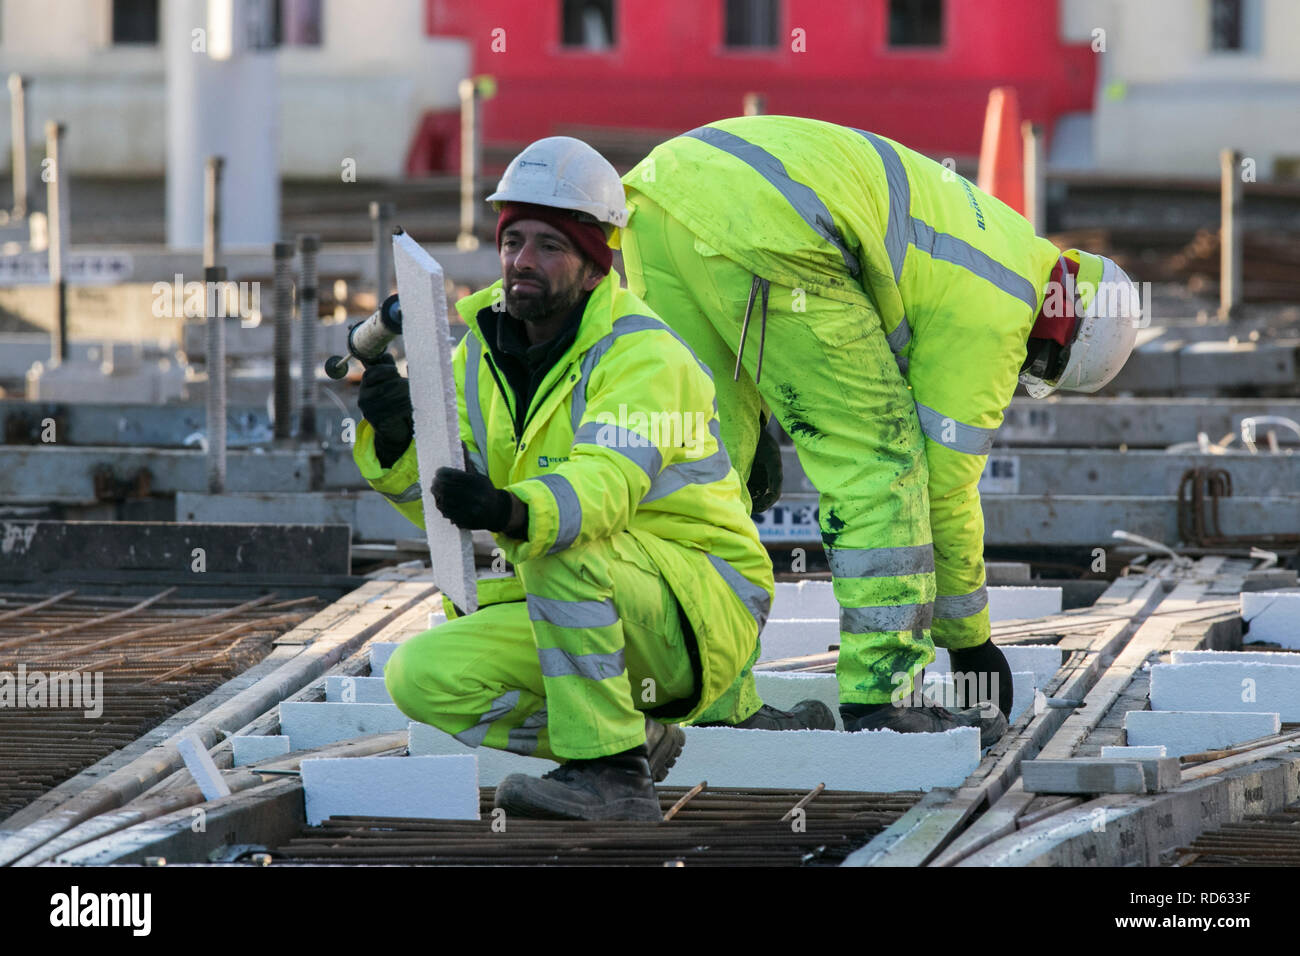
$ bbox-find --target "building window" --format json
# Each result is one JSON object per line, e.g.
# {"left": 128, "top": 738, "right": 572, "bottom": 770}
{"left": 111, "top": 0, "right": 159, "bottom": 45}
{"left": 888, "top": 0, "right": 943, "bottom": 47}
{"left": 1210, "top": 0, "right": 1243, "bottom": 50}
{"left": 276, "top": 0, "right": 323, "bottom": 46}
{"left": 725, "top": 0, "right": 778, "bottom": 48}
{"left": 561, "top": 0, "right": 615, "bottom": 50}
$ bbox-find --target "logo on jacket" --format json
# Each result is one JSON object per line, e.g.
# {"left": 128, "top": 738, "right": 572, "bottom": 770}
{"left": 537, "top": 455, "right": 570, "bottom": 468}
{"left": 959, "top": 177, "right": 987, "bottom": 231}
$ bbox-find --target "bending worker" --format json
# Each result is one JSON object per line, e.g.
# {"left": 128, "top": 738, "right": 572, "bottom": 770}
{"left": 352, "top": 136, "right": 776, "bottom": 821}
{"left": 620, "top": 115, "right": 1140, "bottom": 741}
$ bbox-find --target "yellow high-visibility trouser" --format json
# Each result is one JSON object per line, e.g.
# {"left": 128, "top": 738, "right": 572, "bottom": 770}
{"left": 383, "top": 530, "right": 696, "bottom": 761}
{"left": 622, "top": 194, "right": 936, "bottom": 707}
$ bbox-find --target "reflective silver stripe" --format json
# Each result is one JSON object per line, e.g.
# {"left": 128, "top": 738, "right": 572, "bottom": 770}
{"left": 571, "top": 314, "right": 713, "bottom": 434}
{"left": 856, "top": 128, "right": 1038, "bottom": 311}
{"left": 827, "top": 544, "right": 934, "bottom": 579}
{"left": 706, "top": 553, "right": 771, "bottom": 631}
{"left": 915, "top": 402, "right": 998, "bottom": 456}
{"left": 537, "top": 646, "right": 627, "bottom": 681}
{"left": 684, "top": 126, "right": 861, "bottom": 278}
{"left": 527, "top": 594, "right": 619, "bottom": 629}
{"left": 856, "top": 129, "right": 912, "bottom": 281}
{"left": 934, "top": 585, "right": 989, "bottom": 620}
{"left": 453, "top": 689, "right": 520, "bottom": 748}
{"left": 463, "top": 333, "right": 490, "bottom": 473}
{"left": 530, "top": 473, "right": 582, "bottom": 553}
{"left": 381, "top": 481, "right": 422, "bottom": 505}
{"left": 506, "top": 708, "right": 547, "bottom": 756}
{"left": 886, "top": 318, "right": 912, "bottom": 354}
{"left": 642, "top": 418, "right": 732, "bottom": 503}
{"left": 572, "top": 421, "right": 663, "bottom": 481}
{"left": 910, "top": 219, "right": 1038, "bottom": 311}
{"left": 840, "top": 602, "right": 934, "bottom": 634}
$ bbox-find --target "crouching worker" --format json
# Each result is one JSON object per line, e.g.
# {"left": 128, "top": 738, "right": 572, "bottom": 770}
{"left": 352, "top": 137, "right": 774, "bottom": 821}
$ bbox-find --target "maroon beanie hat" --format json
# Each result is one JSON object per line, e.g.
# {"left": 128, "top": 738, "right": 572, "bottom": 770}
{"left": 496, "top": 202, "right": 613, "bottom": 275}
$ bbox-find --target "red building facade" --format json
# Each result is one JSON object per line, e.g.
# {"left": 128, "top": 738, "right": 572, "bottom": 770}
{"left": 412, "top": 0, "right": 1096, "bottom": 174}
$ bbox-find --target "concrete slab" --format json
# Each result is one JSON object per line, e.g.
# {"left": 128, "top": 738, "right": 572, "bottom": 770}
{"left": 1149, "top": 662, "right": 1300, "bottom": 720}
{"left": 279, "top": 701, "right": 410, "bottom": 752}
{"left": 231, "top": 735, "right": 291, "bottom": 767}
{"left": 661, "top": 725, "right": 980, "bottom": 791}
{"left": 325, "top": 675, "right": 393, "bottom": 704}
{"left": 176, "top": 491, "right": 415, "bottom": 542}
{"left": 1172, "top": 650, "right": 1300, "bottom": 666}
{"left": 300, "top": 755, "right": 479, "bottom": 826}
{"left": 407, "top": 722, "right": 556, "bottom": 785}
{"left": 1124, "top": 710, "right": 1281, "bottom": 757}
{"left": 1100, "top": 745, "right": 1168, "bottom": 759}
{"left": 1022, "top": 758, "right": 1148, "bottom": 795}
{"left": 1240, "top": 591, "right": 1300, "bottom": 648}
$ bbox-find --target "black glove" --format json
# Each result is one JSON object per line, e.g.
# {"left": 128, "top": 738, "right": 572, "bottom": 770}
{"left": 357, "top": 353, "right": 412, "bottom": 468}
{"left": 433, "top": 467, "right": 520, "bottom": 534}
{"left": 747, "top": 419, "right": 784, "bottom": 515}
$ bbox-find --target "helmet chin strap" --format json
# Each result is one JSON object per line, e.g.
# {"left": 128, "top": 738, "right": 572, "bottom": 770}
{"left": 1021, "top": 337, "right": 1067, "bottom": 382}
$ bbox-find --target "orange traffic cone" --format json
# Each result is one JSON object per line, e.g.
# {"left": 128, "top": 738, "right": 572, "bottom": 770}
{"left": 977, "top": 86, "right": 1025, "bottom": 216}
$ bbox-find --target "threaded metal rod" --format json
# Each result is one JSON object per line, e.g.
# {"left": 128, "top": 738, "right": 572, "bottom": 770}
{"left": 8, "top": 74, "right": 29, "bottom": 220}
{"left": 45, "top": 120, "right": 68, "bottom": 366}
{"left": 205, "top": 265, "right": 228, "bottom": 493}
{"left": 370, "top": 201, "right": 394, "bottom": 299}
{"left": 203, "top": 156, "right": 223, "bottom": 270}
{"left": 298, "top": 234, "right": 320, "bottom": 437}
{"left": 272, "top": 240, "right": 294, "bottom": 439}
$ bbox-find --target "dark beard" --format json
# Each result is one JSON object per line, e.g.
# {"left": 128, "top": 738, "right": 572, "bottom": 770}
{"left": 505, "top": 273, "right": 588, "bottom": 325}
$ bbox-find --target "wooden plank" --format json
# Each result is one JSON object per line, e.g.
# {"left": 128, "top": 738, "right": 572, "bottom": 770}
{"left": 1037, "top": 557, "right": 1226, "bottom": 762}
{"left": 1022, "top": 759, "right": 1147, "bottom": 795}
{"left": 927, "top": 575, "right": 1168, "bottom": 865}
{"left": 934, "top": 558, "right": 1252, "bottom": 865}
{"left": 856, "top": 575, "right": 1164, "bottom": 867}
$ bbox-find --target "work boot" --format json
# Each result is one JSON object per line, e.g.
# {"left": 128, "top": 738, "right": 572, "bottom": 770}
{"left": 495, "top": 744, "right": 662, "bottom": 822}
{"left": 842, "top": 701, "right": 1008, "bottom": 749}
{"left": 695, "top": 699, "right": 837, "bottom": 731}
{"left": 644, "top": 715, "right": 685, "bottom": 783}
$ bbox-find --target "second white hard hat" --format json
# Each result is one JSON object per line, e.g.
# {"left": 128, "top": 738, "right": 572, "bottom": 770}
{"left": 487, "top": 136, "right": 628, "bottom": 231}
{"left": 1022, "top": 253, "right": 1142, "bottom": 398}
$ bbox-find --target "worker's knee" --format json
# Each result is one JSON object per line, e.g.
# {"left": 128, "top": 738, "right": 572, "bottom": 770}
{"left": 382, "top": 628, "right": 467, "bottom": 726}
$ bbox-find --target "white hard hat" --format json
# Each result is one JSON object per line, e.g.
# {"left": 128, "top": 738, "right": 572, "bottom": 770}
{"left": 487, "top": 136, "right": 628, "bottom": 231}
{"left": 1021, "top": 253, "right": 1142, "bottom": 399}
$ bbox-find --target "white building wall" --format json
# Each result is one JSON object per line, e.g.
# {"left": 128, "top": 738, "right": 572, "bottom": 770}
{"left": 1062, "top": 0, "right": 1300, "bottom": 178}
{"left": 0, "top": 0, "right": 470, "bottom": 178}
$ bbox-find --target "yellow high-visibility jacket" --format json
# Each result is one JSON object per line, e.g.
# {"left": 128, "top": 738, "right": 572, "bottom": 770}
{"left": 353, "top": 269, "right": 774, "bottom": 720}
{"left": 626, "top": 116, "right": 1065, "bottom": 648}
